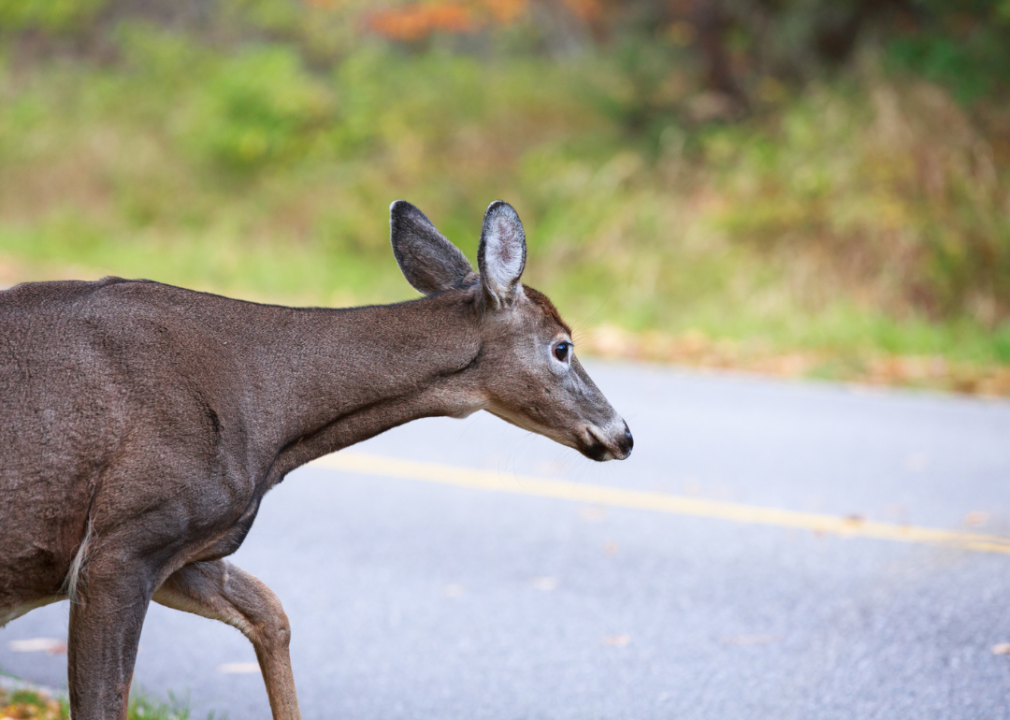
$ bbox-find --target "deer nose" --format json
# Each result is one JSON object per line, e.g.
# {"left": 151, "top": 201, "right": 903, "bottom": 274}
{"left": 618, "top": 421, "right": 634, "bottom": 458}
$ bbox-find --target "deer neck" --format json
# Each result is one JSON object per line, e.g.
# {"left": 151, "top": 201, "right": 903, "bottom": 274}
{"left": 259, "top": 288, "right": 483, "bottom": 483}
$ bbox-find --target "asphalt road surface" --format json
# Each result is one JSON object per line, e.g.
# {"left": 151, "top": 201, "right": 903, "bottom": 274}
{"left": 3, "top": 362, "right": 1010, "bottom": 719}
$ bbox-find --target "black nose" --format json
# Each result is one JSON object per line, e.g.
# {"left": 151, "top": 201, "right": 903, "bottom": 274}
{"left": 620, "top": 422, "right": 634, "bottom": 456}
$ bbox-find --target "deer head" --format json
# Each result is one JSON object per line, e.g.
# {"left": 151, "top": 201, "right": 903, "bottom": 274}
{"left": 390, "top": 199, "right": 633, "bottom": 462}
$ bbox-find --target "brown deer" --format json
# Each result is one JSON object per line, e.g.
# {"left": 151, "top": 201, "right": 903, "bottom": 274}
{"left": 0, "top": 200, "right": 632, "bottom": 719}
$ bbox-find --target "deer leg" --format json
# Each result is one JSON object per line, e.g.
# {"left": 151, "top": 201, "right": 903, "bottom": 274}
{"left": 67, "top": 557, "right": 155, "bottom": 720}
{"left": 153, "top": 559, "right": 301, "bottom": 720}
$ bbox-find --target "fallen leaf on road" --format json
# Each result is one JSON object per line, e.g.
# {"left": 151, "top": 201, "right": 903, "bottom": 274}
{"left": 603, "top": 634, "right": 631, "bottom": 647}
{"left": 218, "top": 662, "right": 260, "bottom": 674}
{"left": 965, "top": 512, "right": 989, "bottom": 526}
{"left": 535, "top": 460, "right": 566, "bottom": 476}
{"left": 7, "top": 638, "right": 66, "bottom": 654}
{"left": 603, "top": 542, "right": 619, "bottom": 556}
{"left": 580, "top": 506, "right": 606, "bottom": 522}
{"left": 720, "top": 634, "right": 778, "bottom": 645}
{"left": 904, "top": 453, "right": 930, "bottom": 472}
{"left": 991, "top": 643, "right": 1010, "bottom": 655}
{"left": 532, "top": 576, "right": 558, "bottom": 591}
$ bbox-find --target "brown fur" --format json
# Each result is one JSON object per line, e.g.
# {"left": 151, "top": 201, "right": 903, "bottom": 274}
{"left": 524, "top": 286, "right": 572, "bottom": 335}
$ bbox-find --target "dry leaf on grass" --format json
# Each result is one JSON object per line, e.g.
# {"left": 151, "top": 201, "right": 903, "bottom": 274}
{"left": 0, "top": 687, "right": 65, "bottom": 720}
{"left": 580, "top": 326, "right": 1010, "bottom": 398}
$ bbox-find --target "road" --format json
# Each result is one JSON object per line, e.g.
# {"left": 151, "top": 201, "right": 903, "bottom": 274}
{"left": 3, "top": 362, "right": 1010, "bottom": 719}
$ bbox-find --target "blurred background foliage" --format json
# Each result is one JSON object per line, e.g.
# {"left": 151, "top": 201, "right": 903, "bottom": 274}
{"left": 1, "top": 0, "right": 1009, "bottom": 389}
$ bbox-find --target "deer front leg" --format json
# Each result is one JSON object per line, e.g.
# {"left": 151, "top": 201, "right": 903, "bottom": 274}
{"left": 67, "top": 557, "right": 155, "bottom": 720}
{"left": 153, "top": 559, "right": 301, "bottom": 720}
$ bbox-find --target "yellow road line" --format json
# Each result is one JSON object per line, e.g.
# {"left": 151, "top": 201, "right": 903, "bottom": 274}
{"left": 309, "top": 453, "right": 1010, "bottom": 556}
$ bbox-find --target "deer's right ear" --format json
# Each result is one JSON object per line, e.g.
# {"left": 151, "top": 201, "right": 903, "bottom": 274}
{"left": 390, "top": 201, "right": 475, "bottom": 295}
{"left": 477, "top": 200, "right": 526, "bottom": 309}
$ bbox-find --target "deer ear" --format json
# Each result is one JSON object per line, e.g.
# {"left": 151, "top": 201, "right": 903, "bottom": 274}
{"left": 477, "top": 201, "right": 526, "bottom": 308}
{"left": 390, "top": 201, "right": 475, "bottom": 295}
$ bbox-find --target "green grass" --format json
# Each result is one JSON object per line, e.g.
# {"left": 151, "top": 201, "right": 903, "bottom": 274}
{"left": 0, "top": 680, "right": 198, "bottom": 720}
{"left": 127, "top": 691, "right": 200, "bottom": 720}
{"left": 1, "top": 28, "right": 1008, "bottom": 369}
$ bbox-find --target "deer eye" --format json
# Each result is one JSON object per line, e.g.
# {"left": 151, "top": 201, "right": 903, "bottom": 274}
{"left": 553, "top": 341, "right": 570, "bottom": 362}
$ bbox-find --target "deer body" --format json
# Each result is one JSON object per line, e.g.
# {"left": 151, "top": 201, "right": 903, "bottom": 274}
{"left": 0, "top": 201, "right": 631, "bottom": 719}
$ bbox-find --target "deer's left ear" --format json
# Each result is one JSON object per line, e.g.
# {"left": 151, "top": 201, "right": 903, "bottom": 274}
{"left": 478, "top": 201, "right": 526, "bottom": 309}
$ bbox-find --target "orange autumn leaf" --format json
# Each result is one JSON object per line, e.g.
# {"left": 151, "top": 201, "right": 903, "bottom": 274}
{"left": 369, "top": 2, "right": 478, "bottom": 41}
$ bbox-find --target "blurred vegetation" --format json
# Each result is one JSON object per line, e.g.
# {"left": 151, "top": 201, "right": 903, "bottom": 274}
{"left": 1, "top": 0, "right": 1009, "bottom": 387}
{"left": 0, "top": 684, "right": 66, "bottom": 720}
{"left": 0, "top": 680, "right": 193, "bottom": 719}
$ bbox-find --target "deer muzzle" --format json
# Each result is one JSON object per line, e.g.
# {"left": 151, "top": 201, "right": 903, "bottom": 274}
{"left": 581, "top": 420, "right": 633, "bottom": 462}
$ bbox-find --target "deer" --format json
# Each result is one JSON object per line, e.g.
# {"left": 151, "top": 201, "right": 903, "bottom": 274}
{"left": 0, "top": 200, "right": 633, "bottom": 719}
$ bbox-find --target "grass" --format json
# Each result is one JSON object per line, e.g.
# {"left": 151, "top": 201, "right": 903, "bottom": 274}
{"left": 0, "top": 686, "right": 66, "bottom": 720}
{"left": 0, "top": 681, "right": 196, "bottom": 720}
{"left": 1, "top": 27, "right": 1009, "bottom": 392}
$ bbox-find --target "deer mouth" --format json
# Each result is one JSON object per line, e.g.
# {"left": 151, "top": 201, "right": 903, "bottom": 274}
{"left": 581, "top": 427, "right": 616, "bottom": 462}
{"left": 484, "top": 407, "right": 632, "bottom": 462}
